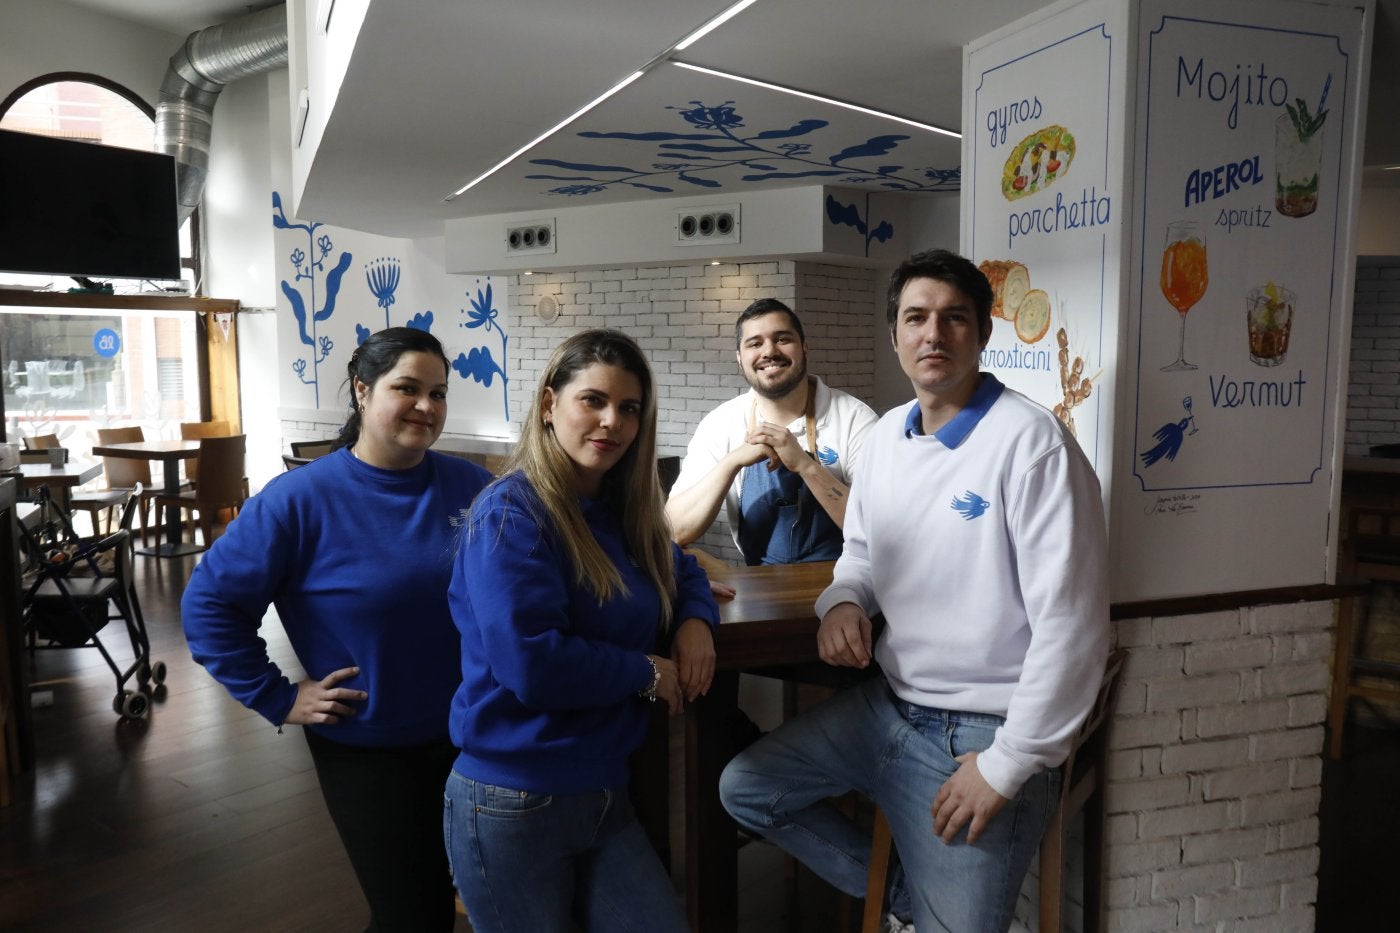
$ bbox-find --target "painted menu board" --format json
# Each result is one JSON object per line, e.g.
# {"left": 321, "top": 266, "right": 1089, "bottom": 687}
{"left": 963, "top": 0, "right": 1127, "bottom": 480}
{"left": 1117, "top": 0, "right": 1365, "bottom": 598}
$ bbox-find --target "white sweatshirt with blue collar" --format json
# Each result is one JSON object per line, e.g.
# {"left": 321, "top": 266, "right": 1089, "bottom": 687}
{"left": 815, "top": 374, "right": 1110, "bottom": 799}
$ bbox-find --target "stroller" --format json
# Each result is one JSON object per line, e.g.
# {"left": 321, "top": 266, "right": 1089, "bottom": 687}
{"left": 19, "top": 483, "right": 164, "bottom": 719}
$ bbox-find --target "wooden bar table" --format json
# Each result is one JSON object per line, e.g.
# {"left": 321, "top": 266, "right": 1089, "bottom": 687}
{"left": 683, "top": 559, "right": 841, "bottom": 933}
{"left": 16, "top": 461, "right": 103, "bottom": 512}
{"left": 90, "top": 439, "right": 201, "bottom": 557}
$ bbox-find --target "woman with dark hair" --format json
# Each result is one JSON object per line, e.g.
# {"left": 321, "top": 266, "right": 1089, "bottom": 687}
{"left": 182, "top": 326, "right": 492, "bottom": 931}
{"left": 445, "top": 329, "right": 719, "bottom": 932}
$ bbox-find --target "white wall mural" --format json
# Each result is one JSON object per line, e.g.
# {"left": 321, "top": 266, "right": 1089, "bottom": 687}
{"left": 271, "top": 191, "right": 511, "bottom": 433}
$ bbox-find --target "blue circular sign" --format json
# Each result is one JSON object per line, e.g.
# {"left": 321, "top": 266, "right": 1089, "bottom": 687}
{"left": 93, "top": 328, "right": 121, "bottom": 358}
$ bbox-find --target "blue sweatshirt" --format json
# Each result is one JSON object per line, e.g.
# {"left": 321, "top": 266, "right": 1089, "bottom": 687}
{"left": 182, "top": 447, "right": 491, "bottom": 746}
{"left": 448, "top": 472, "right": 720, "bottom": 794}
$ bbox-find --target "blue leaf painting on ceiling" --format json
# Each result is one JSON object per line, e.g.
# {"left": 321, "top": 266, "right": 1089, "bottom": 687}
{"left": 274, "top": 191, "right": 351, "bottom": 407}
{"left": 526, "top": 100, "right": 960, "bottom": 196}
{"left": 826, "top": 193, "right": 895, "bottom": 257}
{"left": 451, "top": 277, "right": 510, "bottom": 421}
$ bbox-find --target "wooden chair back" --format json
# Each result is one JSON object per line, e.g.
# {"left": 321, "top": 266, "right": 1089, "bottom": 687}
{"left": 180, "top": 421, "right": 231, "bottom": 482}
{"left": 24, "top": 434, "right": 60, "bottom": 450}
{"left": 194, "top": 435, "right": 247, "bottom": 506}
{"left": 290, "top": 439, "right": 336, "bottom": 459}
{"left": 95, "top": 426, "right": 152, "bottom": 489}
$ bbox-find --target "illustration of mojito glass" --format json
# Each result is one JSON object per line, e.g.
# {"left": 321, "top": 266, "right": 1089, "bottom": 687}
{"left": 1160, "top": 220, "right": 1207, "bottom": 372}
{"left": 1276, "top": 89, "right": 1328, "bottom": 218}
{"left": 1246, "top": 283, "right": 1295, "bottom": 367}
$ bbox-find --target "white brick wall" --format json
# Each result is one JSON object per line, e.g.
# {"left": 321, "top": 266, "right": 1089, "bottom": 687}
{"left": 278, "top": 260, "right": 881, "bottom": 562}
{"left": 1346, "top": 256, "right": 1400, "bottom": 455}
{"left": 1090, "top": 600, "right": 1333, "bottom": 932}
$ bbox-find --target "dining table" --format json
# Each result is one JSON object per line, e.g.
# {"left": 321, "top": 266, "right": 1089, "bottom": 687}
{"left": 14, "top": 461, "right": 103, "bottom": 512}
{"left": 90, "top": 439, "right": 202, "bottom": 557}
{"left": 679, "top": 558, "right": 875, "bottom": 933}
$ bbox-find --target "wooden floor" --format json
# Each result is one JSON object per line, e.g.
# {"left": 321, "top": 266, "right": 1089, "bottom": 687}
{"left": 1, "top": 547, "right": 1390, "bottom": 931}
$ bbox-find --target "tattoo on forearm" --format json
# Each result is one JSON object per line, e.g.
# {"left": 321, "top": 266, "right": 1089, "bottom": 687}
{"left": 825, "top": 486, "right": 846, "bottom": 501}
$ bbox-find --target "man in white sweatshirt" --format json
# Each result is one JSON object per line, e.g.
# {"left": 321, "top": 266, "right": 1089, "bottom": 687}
{"left": 719, "top": 249, "right": 1110, "bottom": 933}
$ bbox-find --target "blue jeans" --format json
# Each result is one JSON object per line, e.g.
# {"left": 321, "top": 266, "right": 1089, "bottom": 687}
{"left": 719, "top": 677, "right": 1060, "bottom": 933}
{"left": 444, "top": 770, "right": 688, "bottom": 933}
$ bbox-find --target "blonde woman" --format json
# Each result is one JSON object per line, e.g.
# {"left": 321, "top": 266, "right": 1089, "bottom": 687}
{"left": 444, "top": 329, "right": 717, "bottom": 932}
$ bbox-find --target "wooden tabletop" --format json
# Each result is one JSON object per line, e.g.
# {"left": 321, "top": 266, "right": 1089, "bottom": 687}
{"left": 14, "top": 461, "right": 103, "bottom": 488}
{"left": 91, "top": 439, "right": 201, "bottom": 460}
{"left": 701, "top": 559, "right": 835, "bottom": 670}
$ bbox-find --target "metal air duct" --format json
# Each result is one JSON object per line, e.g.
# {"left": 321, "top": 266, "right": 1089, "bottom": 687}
{"left": 155, "top": 4, "right": 288, "bottom": 224}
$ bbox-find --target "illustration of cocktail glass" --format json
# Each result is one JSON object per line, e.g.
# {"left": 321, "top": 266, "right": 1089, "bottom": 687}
{"left": 1275, "top": 111, "right": 1323, "bottom": 218}
{"left": 1246, "top": 283, "right": 1295, "bottom": 367}
{"left": 1160, "top": 220, "right": 1208, "bottom": 372}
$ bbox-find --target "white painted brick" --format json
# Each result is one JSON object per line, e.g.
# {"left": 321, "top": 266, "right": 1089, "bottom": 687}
{"left": 1114, "top": 617, "right": 1153, "bottom": 646}
{"left": 1246, "top": 599, "right": 1333, "bottom": 634}
{"left": 1181, "top": 827, "right": 1269, "bottom": 864}
{"left": 1105, "top": 903, "right": 1180, "bottom": 932}
{"left": 1146, "top": 674, "right": 1241, "bottom": 712}
{"left": 1184, "top": 637, "right": 1272, "bottom": 674}
{"left": 1159, "top": 738, "right": 1251, "bottom": 773}
{"left": 1105, "top": 775, "right": 1191, "bottom": 813}
{"left": 1201, "top": 761, "right": 1289, "bottom": 800}
{"left": 1281, "top": 875, "right": 1318, "bottom": 907}
{"left": 1153, "top": 611, "right": 1241, "bottom": 644}
{"left": 1288, "top": 756, "right": 1322, "bottom": 789}
{"left": 1106, "top": 813, "right": 1139, "bottom": 845}
{"left": 1276, "top": 816, "right": 1319, "bottom": 850}
{"left": 1138, "top": 800, "right": 1229, "bottom": 838}
{"left": 1109, "top": 749, "right": 1144, "bottom": 780}
{"left": 1109, "top": 713, "right": 1181, "bottom": 750}
{"left": 1150, "top": 861, "right": 1234, "bottom": 899}
{"left": 1106, "top": 876, "right": 1138, "bottom": 909}
{"left": 1123, "top": 645, "right": 1185, "bottom": 677}
{"left": 1237, "top": 846, "right": 1319, "bottom": 886}
{"left": 1106, "top": 839, "right": 1183, "bottom": 876}
{"left": 1285, "top": 693, "right": 1327, "bottom": 727}
{"left": 1258, "top": 661, "right": 1331, "bottom": 697}
{"left": 1191, "top": 885, "right": 1281, "bottom": 924}
{"left": 1250, "top": 726, "right": 1323, "bottom": 761}
{"left": 1230, "top": 906, "right": 1314, "bottom": 932}
{"left": 1239, "top": 787, "right": 1321, "bottom": 826}
{"left": 1193, "top": 699, "right": 1290, "bottom": 738}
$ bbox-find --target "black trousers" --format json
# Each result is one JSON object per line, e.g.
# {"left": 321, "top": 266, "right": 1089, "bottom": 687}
{"left": 304, "top": 728, "right": 458, "bottom": 932}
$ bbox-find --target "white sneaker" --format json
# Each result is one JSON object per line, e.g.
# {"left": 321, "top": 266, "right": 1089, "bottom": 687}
{"left": 880, "top": 914, "right": 915, "bottom": 933}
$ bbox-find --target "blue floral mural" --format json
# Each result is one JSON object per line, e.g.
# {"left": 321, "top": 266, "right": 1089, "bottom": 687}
{"left": 365, "top": 257, "right": 401, "bottom": 329}
{"left": 826, "top": 193, "right": 895, "bottom": 257}
{"left": 452, "top": 278, "right": 509, "bottom": 421}
{"left": 274, "top": 192, "right": 352, "bottom": 406}
{"left": 526, "top": 100, "right": 960, "bottom": 196}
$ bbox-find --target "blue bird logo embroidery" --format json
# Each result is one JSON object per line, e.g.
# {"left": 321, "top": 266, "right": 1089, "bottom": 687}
{"left": 951, "top": 491, "right": 990, "bottom": 520}
{"left": 817, "top": 445, "right": 838, "bottom": 466}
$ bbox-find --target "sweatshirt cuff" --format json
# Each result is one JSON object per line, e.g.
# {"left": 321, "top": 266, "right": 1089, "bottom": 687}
{"left": 814, "top": 584, "right": 866, "bottom": 620}
{"left": 974, "top": 741, "right": 1035, "bottom": 800}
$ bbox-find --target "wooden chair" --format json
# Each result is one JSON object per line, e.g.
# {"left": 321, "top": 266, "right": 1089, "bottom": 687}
{"left": 1328, "top": 504, "right": 1400, "bottom": 758}
{"left": 290, "top": 439, "right": 336, "bottom": 459}
{"left": 179, "top": 421, "right": 232, "bottom": 484}
{"left": 860, "top": 649, "right": 1127, "bottom": 933}
{"left": 70, "top": 426, "right": 155, "bottom": 540}
{"left": 153, "top": 435, "right": 246, "bottom": 547}
{"left": 22, "top": 434, "right": 59, "bottom": 450}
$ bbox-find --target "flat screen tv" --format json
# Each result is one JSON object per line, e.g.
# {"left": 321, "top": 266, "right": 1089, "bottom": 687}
{"left": 0, "top": 128, "right": 181, "bottom": 281}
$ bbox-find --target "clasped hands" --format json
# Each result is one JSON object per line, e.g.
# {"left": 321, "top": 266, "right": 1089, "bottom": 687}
{"left": 743, "top": 421, "right": 809, "bottom": 474}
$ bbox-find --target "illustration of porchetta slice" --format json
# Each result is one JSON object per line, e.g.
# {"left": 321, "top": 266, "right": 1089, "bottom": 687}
{"left": 978, "top": 260, "right": 1030, "bottom": 321}
{"left": 1001, "top": 124, "right": 1075, "bottom": 200}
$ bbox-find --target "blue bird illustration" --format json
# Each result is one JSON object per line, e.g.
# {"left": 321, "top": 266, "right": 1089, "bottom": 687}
{"left": 1140, "top": 396, "right": 1199, "bottom": 468}
{"left": 950, "top": 491, "right": 991, "bottom": 520}
{"left": 817, "top": 445, "right": 838, "bottom": 466}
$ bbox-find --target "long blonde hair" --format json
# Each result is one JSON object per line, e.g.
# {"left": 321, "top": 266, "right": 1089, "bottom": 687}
{"left": 507, "top": 329, "right": 677, "bottom": 625}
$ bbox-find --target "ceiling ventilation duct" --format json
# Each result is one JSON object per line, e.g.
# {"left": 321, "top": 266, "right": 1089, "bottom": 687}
{"left": 155, "top": 4, "right": 288, "bottom": 224}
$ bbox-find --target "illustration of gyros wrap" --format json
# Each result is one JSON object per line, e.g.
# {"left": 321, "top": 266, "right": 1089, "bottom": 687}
{"left": 1001, "top": 124, "right": 1075, "bottom": 200}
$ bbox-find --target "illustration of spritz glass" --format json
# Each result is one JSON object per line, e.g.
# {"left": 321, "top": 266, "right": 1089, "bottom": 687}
{"left": 1246, "top": 282, "right": 1295, "bottom": 367}
{"left": 1160, "top": 220, "right": 1207, "bottom": 372}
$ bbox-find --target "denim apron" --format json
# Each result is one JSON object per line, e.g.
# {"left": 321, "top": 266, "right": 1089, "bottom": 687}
{"left": 735, "top": 379, "right": 843, "bottom": 566}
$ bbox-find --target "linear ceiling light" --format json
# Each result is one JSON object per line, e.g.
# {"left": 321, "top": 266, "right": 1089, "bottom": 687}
{"left": 671, "top": 61, "right": 960, "bottom": 139}
{"left": 675, "top": 0, "right": 760, "bottom": 50}
{"left": 445, "top": 70, "right": 645, "bottom": 201}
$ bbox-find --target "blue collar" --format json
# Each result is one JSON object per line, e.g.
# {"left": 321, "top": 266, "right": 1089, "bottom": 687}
{"left": 902, "top": 374, "right": 1004, "bottom": 448}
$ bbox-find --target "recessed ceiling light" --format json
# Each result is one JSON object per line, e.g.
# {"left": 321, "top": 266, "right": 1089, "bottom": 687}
{"left": 675, "top": 0, "right": 760, "bottom": 51}
{"left": 671, "top": 61, "right": 959, "bottom": 138}
{"left": 522, "top": 270, "right": 534, "bottom": 276}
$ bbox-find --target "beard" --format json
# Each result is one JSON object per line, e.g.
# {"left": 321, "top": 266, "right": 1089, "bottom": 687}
{"left": 747, "top": 355, "right": 807, "bottom": 400}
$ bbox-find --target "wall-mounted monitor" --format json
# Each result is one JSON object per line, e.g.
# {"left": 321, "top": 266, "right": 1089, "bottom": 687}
{"left": 0, "top": 128, "right": 181, "bottom": 281}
